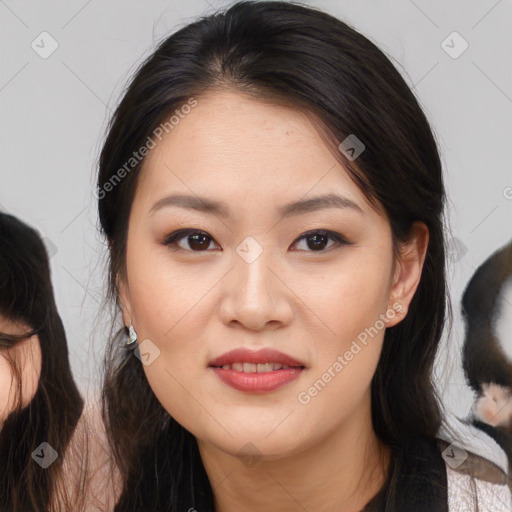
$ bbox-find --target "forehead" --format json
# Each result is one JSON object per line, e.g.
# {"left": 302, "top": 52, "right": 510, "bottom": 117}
{"left": 135, "top": 89, "right": 371, "bottom": 214}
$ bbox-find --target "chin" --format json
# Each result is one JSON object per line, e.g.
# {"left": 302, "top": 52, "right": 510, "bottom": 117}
{"left": 198, "top": 422, "right": 306, "bottom": 458}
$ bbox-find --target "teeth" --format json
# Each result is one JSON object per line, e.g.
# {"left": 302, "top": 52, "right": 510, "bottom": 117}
{"left": 243, "top": 362, "right": 258, "bottom": 372}
{"left": 257, "top": 363, "right": 274, "bottom": 373}
{"left": 218, "top": 362, "right": 293, "bottom": 372}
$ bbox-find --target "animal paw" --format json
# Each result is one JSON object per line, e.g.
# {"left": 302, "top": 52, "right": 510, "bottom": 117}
{"left": 474, "top": 383, "right": 512, "bottom": 428}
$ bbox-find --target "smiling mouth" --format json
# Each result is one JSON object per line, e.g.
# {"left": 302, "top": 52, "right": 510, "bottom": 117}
{"left": 210, "top": 362, "right": 305, "bottom": 372}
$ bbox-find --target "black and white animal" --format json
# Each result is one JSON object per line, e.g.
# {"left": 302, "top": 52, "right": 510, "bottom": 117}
{"left": 461, "top": 239, "right": 512, "bottom": 470}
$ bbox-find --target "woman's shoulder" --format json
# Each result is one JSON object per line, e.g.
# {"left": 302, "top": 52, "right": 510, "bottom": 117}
{"left": 437, "top": 413, "right": 512, "bottom": 511}
{"left": 52, "top": 390, "right": 123, "bottom": 512}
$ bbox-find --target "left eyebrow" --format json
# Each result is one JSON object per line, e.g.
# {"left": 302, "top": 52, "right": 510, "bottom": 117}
{"left": 149, "top": 192, "right": 364, "bottom": 218}
{"left": 277, "top": 193, "right": 364, "bottom": 217}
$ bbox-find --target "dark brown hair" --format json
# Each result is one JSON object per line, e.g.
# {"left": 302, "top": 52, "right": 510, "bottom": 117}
{"left": 0, "top": 213, "right": 84, "bottom": 511}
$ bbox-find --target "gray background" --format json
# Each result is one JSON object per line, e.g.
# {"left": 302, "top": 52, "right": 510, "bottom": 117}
{"left": 1, "top": 0, "right": 511, "bottom": 418}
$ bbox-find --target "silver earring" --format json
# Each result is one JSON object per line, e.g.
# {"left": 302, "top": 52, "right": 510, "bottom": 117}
{"left": 127, "top": 322, "right": 138, "bottom": 345}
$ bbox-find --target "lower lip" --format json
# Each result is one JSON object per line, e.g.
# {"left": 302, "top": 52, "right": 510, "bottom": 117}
{"left": 210, "top": 366, "right": 304, "bottom": 392}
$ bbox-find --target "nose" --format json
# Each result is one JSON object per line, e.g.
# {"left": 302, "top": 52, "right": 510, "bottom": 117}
{"left": 218, "top": 243, "right": 294, "bottom": 331}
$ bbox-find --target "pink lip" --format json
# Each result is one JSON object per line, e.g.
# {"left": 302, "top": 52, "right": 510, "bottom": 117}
{"left": 208, "top": 347, "right": 306, "bottom": 368}
{"left": 211, "top": 366, "right": 304, "bottom": 393}
{"left": 208, "top": 347, "right": 306, "bottom": 393}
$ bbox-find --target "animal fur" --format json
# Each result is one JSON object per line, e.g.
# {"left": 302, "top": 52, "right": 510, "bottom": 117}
{"left": 461, "top": 239, "right": 512, "bottom": 480}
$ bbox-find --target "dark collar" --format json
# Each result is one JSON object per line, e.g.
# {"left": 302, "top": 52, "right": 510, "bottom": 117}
{"left": 362, "top": 437, "right": 448, "bottom": 512}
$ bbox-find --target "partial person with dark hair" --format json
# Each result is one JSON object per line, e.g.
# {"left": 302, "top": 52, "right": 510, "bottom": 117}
{"left": 0, "top": 213, "right": 84, "bottom": 511}
{"left": 93, "top": 1, "right": 511, "bottom": 510}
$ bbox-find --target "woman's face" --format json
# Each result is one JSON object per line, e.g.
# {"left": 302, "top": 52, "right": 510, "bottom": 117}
{"left": 119, "top": 89, "right": 426, "bottom": 459}
{"left": 0, "top": 315, "right": 42, "bottom": 424}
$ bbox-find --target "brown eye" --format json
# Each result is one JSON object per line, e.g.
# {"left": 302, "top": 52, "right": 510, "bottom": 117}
{"left": 163, "top": 228, "right": 350, "bottom": 253}
{"left": 291, "top": 230, "right": 350, "bottom": 252}
{"left": 163, "top": 230, "right": 219, "bottom": 252}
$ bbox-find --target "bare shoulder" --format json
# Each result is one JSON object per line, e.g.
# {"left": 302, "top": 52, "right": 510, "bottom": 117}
{"left": 51, "top": 392, "right": 123, "bottom": 512}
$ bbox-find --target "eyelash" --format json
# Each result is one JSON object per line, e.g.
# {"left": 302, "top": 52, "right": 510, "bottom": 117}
{"left": 162, "top": 229, "right": 351, "bottom": 254}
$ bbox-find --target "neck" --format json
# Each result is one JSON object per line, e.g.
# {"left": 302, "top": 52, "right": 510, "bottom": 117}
{"left": 197, "top": 394, "right": 390, "bottom": 512}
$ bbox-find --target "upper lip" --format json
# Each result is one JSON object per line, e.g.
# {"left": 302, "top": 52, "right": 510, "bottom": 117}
{"left": 209, "top": 348, "right": 306, "bottom": 368}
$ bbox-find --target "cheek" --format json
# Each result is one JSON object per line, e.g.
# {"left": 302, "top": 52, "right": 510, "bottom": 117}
{"left": 127, "top": 251, "right": 214, "bottom": 429}
{"left": 128, "top": 239, "right": 209, "bottom": 333}
{"left": 0, "top": 355, "right": 13, "bottom": 422}
{"left": 0, "top": 348, "right": 40, "bottom": 422}
{"left": 298, "top": 251, "right": 392, "bottom": 356}
{"left": 20, "top": 342, "right": 41, "bottom": 409}
{"left": 292, "top": 252, "right": 391, "bottom": 416}
{"left": 140, "top": 340, "right": 215, "bottom": 439}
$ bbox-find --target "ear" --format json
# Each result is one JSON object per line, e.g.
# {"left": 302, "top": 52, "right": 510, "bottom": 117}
{"left": 386, "top": 221, "right": 429, "bottom": 328}
{"left": 117, "top": 274, "right": 133, "bottom": 327}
